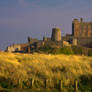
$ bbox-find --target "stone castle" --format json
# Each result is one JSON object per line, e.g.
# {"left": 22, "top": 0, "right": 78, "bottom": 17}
{"left": 6, "top": 18, "right": 92, "bottom": 53}
{"left": 6, "top": 28, "right": 62, "bottom": 53}
{"left": 72, "top": 18, "right": 92, "bottom": 37}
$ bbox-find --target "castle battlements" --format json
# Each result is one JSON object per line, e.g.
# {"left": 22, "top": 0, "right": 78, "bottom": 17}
{"left": 6, "top": 18, "right": 92, "bottom": 53}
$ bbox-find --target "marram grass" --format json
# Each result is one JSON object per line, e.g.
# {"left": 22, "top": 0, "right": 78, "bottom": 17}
{"left": 0, "top": 52, "right": 92, "bottom": 92}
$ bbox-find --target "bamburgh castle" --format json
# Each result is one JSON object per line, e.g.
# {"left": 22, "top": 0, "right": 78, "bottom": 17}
{"left": 7, "top": 28, "right": 62, "bottom": 53}
{"left": 72, "top": 18, "right": 92, "bottom": 37}
{"left": 6, "top": 18, "right": 92, "bottom": 53}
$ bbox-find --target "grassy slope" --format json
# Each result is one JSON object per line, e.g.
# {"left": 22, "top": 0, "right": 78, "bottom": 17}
{"left": 0, "top": 52, "right": 92, "bottom": 91}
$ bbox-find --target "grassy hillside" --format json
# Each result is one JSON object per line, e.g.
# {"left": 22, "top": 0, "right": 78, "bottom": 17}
{"left": 0, "top": 52, "right": 92, "bottom": 92}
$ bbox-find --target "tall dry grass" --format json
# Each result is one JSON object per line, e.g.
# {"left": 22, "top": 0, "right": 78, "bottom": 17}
{"left": 0, "top": 52, "right": 92, "bottom": 91}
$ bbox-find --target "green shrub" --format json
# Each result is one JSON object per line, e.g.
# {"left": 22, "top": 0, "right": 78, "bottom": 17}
{"left": 78, "top": 75, "right": 92, "bottom": 92}
{"left": 59, "top": 47, "right": 74, "bottom": 55}
{"left": 72, "top": 46, "right": 83, "bottom": 55}
{"left": 38, "top": 46, "right": 74, "bottom": 55}
{"left": 88, "top": 49, "right": 92, "bottom": 56}
{"left": 0, "top": 77, "right": 14, "bottom": 89}
{"left": 38, "top": 46, "right": 54, "bottom": 54}
{"left": 51, "top": 47, "right": 74, "bottom": 55}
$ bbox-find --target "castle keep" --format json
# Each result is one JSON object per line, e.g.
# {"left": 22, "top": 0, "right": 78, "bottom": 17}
{"left": 72, "top": 18, "right": 92, "bottom": 37}
{"left": 6, "top": 18, "right": 92, "bottom": 53}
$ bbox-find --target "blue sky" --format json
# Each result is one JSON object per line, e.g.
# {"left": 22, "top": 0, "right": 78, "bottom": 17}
{"left": 0, "top": 0, "right": 92, "bottom": 50}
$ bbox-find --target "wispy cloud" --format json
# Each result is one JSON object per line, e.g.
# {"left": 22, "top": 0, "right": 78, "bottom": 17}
{"left": 18, "top": 0, "right": 29, "bottom": 7}
{"left": 18, "top": 0, "right": 40, "bottom": 8}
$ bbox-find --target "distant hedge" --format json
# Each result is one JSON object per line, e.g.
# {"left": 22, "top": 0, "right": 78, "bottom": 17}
{"left": 38, "top": 46, "right": 74, "bottom": 55}
{"left": 71, "top": 46, "right": 83, "bottom": 55}
{"left": 58, "top": 47, "right": 74, "bottom": 55}
{"left": 38, "top": 45, "right": 92, "bottom": 56}
{"left": 88, "top": 49, "right": 92, "bottom": 56}
{"left": 38, "top": 46, "right": 54, "bottom": 54}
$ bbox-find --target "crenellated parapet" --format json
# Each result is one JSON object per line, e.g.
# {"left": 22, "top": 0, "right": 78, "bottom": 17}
{"left": 72, "top": 18, "right": 92, "bottom": 37}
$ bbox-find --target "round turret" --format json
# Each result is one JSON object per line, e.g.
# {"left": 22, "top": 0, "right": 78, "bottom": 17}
{"left": 51, "top": 28, "right": 61, "bottom": 41}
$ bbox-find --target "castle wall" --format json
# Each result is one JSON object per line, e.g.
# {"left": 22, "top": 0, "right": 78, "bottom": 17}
{"left": 72, "top": 19, "right": 80, "bottom": 37}
{"left": 43, "top": 37, "right": 51, "bottom": 41}
{"left": 72, "top": 18, "right": 92, "bottom": 37}
{"left": 36, "top": 40, "right": 62, "bottom": 49}
{"left": 6, "top": 43, "right": 28, "bottom": 52}
{"left": 7, "top": 44, "right": 21, "bottom": 52}
{"left": 76, "top": 37, "right": 92, "bottom": 46}
{"left": 28, "top": 37, "right": 38, "bottom": 44}
{"left": 62, "top": 36, "right": 92, "bottom": 48}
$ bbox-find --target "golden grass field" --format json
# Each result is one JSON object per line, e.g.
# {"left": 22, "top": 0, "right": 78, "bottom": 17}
{"left": 0, "top": 52, "right": 92, "bottom": 91}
